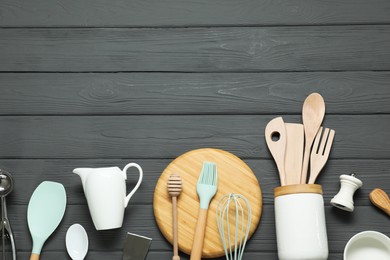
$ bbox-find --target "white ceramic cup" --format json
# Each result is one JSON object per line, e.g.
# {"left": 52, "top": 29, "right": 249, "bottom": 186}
{"left": 73, "top": 163, "right": 143, "bottom": 230}
{"left": 344, "top": 231, "right": 390, "bottom": 260}
{"left": 274, "top": 184, "right": 328, "bottom": 260}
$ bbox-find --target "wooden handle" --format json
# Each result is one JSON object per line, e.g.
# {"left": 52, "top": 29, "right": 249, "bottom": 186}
{"left": 300, "top": 142, "right": 311, "bottom": 184}
{"left": 30, "top": 253, "right": 40, "bottom": 260}
{"left": 370, "top": 188, "right": 390, "bottom": 217}
{"left": 172, "top": 197, "right": 180, "bottom": 260}
{"left": 190, "top": 208, "right": 208, "bottom": 260}
{"left": 285, "top": 123, "right": 304, "bottom": 185}
{"left": 265, "top": 117, "right": 287, "bottom": 186}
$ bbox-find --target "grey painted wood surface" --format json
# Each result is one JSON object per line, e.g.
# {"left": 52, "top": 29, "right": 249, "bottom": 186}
{"left": 0, "top": 72, "right": 390, "bottom": 115}
{"left": 1, "top": 26, "right": 390, "bottom": 72}
{"left": 0, "top": 115, "right": 389, "bottom": 159}
{"left": 1, "top": 0, "right": 390, "bottom": 27}
{"left": 0, "top": 1, "right": 389, "bottom": 259}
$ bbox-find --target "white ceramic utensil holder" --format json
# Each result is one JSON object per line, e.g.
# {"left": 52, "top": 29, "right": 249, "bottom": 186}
{"left": 274, "top": 184, "right": 328, "bottom": 260}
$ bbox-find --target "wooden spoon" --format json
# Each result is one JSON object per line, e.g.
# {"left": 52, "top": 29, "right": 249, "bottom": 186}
{"left": 265, "top": 117, "right": 287, "bottom": 186}
{"left": 369, "top": 188, "right": 390, "bottom": 217}
{"left": 300, "top": 93, "right": 325, "bottom": 184}
{"left": 167, "top": 173, "right": 183, "bottom": 260}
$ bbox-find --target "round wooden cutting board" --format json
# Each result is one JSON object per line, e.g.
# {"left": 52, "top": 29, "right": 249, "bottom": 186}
{"left": 153, "top": 148, "right": 262, "bottom": 258}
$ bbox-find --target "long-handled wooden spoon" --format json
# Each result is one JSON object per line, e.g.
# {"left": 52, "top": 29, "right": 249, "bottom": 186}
{"left": 265, "top": 117, "right": 287, "bottom": 186}
{"left": 369, "top": 188, "right": 390, "bottom": 217}
{"left": 300, "top": 93, "right": 325, "bottom": 184}
{"left": 167, "top": 173, "right": 183, "bottom": 260}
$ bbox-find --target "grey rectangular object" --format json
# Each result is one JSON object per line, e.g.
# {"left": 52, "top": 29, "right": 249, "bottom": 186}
{"left": 122, "top": 233, "right": 152, "bottom": 260}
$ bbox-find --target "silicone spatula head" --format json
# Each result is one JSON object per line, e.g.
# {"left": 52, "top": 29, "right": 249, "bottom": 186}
{"left": 27, "top": 181, "right": 67, "bottom": 259}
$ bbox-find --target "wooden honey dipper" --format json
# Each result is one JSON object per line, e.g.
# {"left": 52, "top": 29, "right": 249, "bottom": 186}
{"left": 167, "top": 173, "right": 183, "bottom": 260}
{"left": 369, "top": 188, "right": 390, "bottom": 217}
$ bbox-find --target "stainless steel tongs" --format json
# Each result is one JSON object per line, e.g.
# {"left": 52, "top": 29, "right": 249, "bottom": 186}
{"left": 0, "top": 170, "right": 16, "bottom": 260}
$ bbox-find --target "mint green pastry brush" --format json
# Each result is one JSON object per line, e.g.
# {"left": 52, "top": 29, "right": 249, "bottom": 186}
{"left": 27, "top": 181, "right": 67, "bottom": 260}
{"left": 190, "top": 162, "right": 218, "bottom": 260}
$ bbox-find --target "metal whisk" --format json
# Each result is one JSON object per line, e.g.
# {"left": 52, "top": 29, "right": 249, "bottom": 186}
{"left": 216, "top": 194, "right": 252, "bottom": 260}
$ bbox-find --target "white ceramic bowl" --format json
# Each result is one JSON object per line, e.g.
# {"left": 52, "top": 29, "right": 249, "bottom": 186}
{"left": 344, "top": 231, "right": 390, "bottom": 260}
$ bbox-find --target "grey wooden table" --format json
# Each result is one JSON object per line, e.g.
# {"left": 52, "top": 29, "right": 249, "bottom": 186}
{"left": 1, "top": 0, "right": 390, "bottom": 259}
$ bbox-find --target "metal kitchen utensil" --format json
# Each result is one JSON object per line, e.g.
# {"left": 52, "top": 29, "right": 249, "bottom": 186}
{"left": 0, "top": 170, "right": 16, "bottom": 260}
{"left": 66, "top": 224, "right": 89, "bottom": 260}
{"left": 308, "top": 127, "right": 335, "bottom": 184}
{"left": 167, "top": 173, "right": 182, "bottom": 260}
{"left": 27, "top": 181, "right": 67, "bottom": 260}
{"left": 216, "top": 194, "right": 252, "bottom": 260}
{"left": 190, "top": 162, "right": 218, "bottom": 260}
{"left": 265, "top": 117, "right": 287, "bottom": 186}
{"left": 122, "top": 233, "right": 152, "bottom": 260}
{"left": 369, "top": 188, "right": 390, "bottom": 217}
{"left": 301, "top": 93, "right": 325, "bottom": 184}
{"left": 285, "top": 123, "right": 304, "bottom": 185}
{"left": 331, "top": 173, "right": 363, "bottom": 212}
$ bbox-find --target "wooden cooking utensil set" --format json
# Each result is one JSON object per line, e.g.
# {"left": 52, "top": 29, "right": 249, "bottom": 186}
{"left": 265, "top": 93, "right": 335, "bottom": 186}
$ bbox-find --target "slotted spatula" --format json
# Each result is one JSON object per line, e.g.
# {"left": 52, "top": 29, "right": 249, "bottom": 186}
{"left": 27, "top": 181, "right": 67, "bottom": 260}
{"left": 265, "top": 117, "right": 287, "bottom": 186}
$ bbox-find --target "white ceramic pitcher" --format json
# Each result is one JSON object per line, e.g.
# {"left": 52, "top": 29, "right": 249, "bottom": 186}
{"left": 73, "top": 163, "right": 143, "bottom": 230}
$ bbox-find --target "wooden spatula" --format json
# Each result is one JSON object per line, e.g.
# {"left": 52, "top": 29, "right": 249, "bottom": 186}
{"left": 285, "top": 123, "right": 304, "bottom": 185}
{"left": 265, "top": 117, "right": 287, "bottom": 186}
{"left": 369, "top": 188, "right": 390, "bottom": 217}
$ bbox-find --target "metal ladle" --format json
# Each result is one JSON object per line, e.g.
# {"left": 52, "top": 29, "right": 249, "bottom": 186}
{"left": 0, "top": 170, "right": 16, "bottom": 260}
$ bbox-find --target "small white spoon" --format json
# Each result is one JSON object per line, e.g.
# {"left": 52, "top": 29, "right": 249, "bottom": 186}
{"left": 66, "top": 224, "right": 89, "bottom": 260}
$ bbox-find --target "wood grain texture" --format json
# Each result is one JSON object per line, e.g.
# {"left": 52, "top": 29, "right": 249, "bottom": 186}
{"left": 301, "top": 93, "right": 326, "bottom": 183}
{"left": 284, "top": 123, "right": 304, "bottom": 185}
{"left": 0, "top": 115, "right": 388, "bottom": 159}
{"left": 1, "top": 72, "right": 390, "bottom": 115}
{"left": 369, "top": 189, "right": 390, "bottom": 217}
{"left": 1, "top": 26, "right": 390, "bottom": 72}
{"left": 153, "top": 148, "right": 261, "bottom": 257}
{"left": 1, "top": 0, "right": 389, "bottom": 258}
{"left": 1, "top": 0, "right": 390, "bottom": 27}
{"left": 309, "top": 127, "right": 335, "bottom": 184}
{"left": 274, "top": 184, "right": 322, "bottom": 197}
{"left": 265, "top": 117, "right": 287, "bottom": 186}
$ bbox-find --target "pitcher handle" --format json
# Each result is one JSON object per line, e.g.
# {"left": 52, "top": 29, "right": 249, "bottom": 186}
{"left": 123, "top": 163, "right": 143, "bottom": 208}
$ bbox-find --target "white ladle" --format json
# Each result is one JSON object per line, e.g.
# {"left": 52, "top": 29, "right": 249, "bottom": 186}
{"left": 66, "top": 224, "right": 89, "bottom": 260}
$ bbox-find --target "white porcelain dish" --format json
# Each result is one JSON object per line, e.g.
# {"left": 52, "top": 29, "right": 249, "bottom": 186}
{"left": 344, "top": 231, "right": 390, "bottom": 260}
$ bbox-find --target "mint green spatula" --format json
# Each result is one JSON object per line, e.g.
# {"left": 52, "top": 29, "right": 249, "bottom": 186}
{"left": 27, "top": 181, "right": 67, "bottom": 260}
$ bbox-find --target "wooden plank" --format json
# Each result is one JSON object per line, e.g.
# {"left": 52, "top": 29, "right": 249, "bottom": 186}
{"left": 3, "top": 159, "right": 388, "bottom": 206}
{"left": 1, "top": 26, "right": 390, "bottom": 72}
{"left": 0, "top": 115, "right": 388, "bottom": 159}
{"left": 1, "top": 72, "right": 390, "bottom": 115}
{"left": 8, "top": 204, "right": 390, "bottom": 253}
{"left": 1, "top": 0, "right": 390, "bottom": 27}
